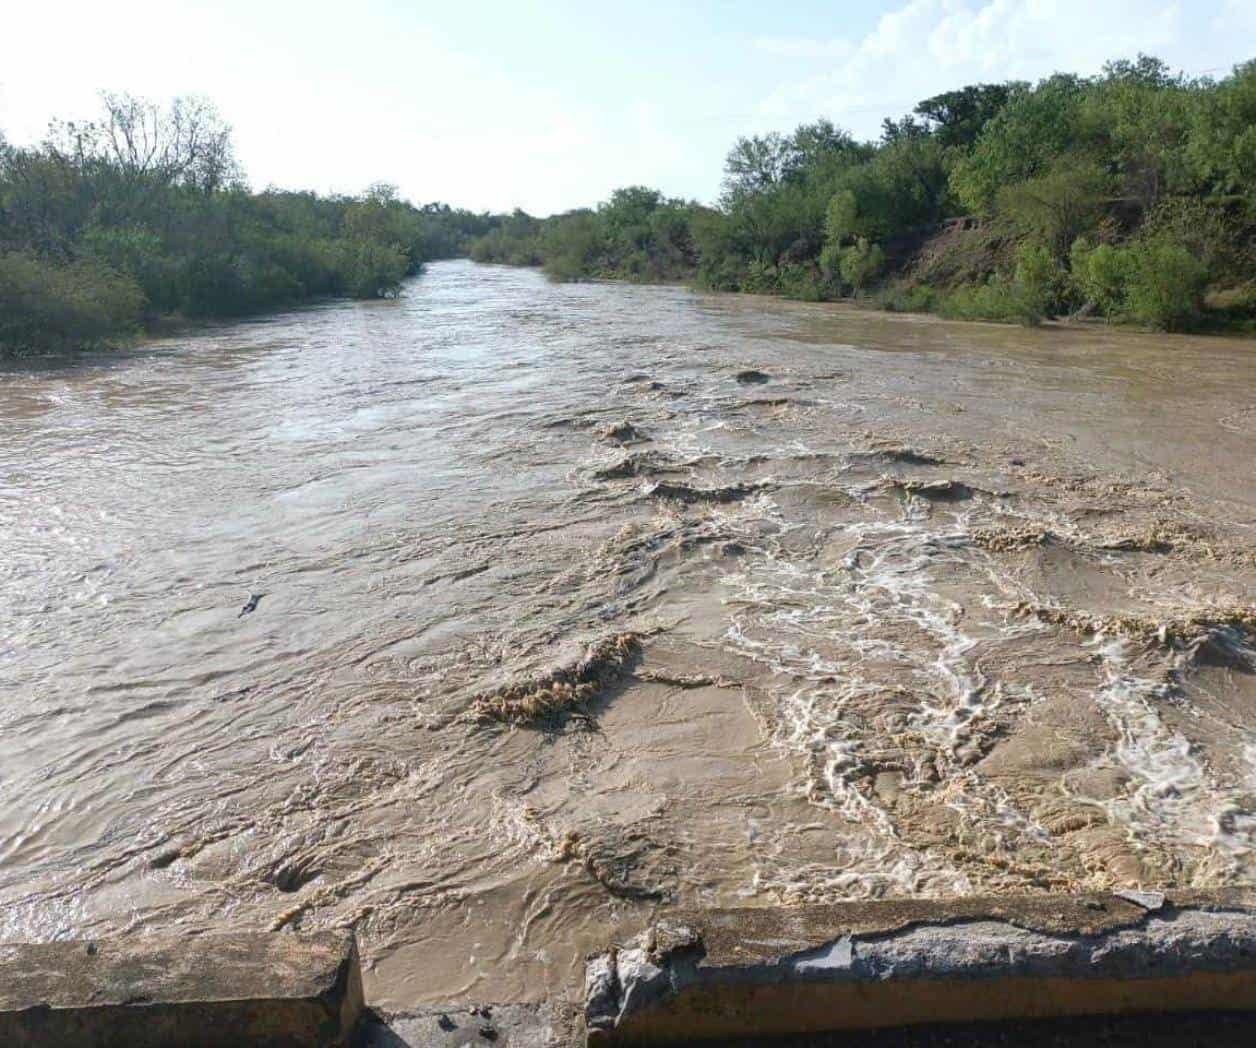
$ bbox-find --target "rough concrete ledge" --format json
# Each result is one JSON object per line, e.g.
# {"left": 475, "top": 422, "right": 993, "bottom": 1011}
{"left": 0, "top": 930, "right": 363, "bottom": 1047}
{"left": 585, "top": 889, "right": 1256, "bottom": 1044}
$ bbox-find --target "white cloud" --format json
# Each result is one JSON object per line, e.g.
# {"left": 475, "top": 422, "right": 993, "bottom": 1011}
{"left": 758, "top": 0, "right": 1189, "bottom": 138}
{"left": 1216, "top": 0, "right": 1256, "bottom": 42}
{"left": 753, "top": 37, "right": 855, "bottom": 60}
{"left": 3, "top": 0, "right": 1250, "bottom": 212}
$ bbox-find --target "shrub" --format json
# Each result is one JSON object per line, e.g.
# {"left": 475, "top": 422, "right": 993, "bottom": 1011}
{"left": 0, "top": 252, "right": 145, "bottom": 353}
{"left": 80, "top": 225, "right": 183, "bottom": 313}
{"left": 542, "top": 253, "right": 587, "bottom": 282}
{"left": 875, "top": 283, "right": 937, "bottom": 313}
{"left": 1205, "top": 284, "right": 1256, "bottom": 316}
{"left": 334, "top": 239, "right": 409, "bottom": 299}
{"left": 693, "top": 255, "right": 749, "bottom": 292}
{"left": 818, "top": 241, "right": 844, "bottom": 281}
{"left": 1123, "top": 237, "right": 1207, "bottom": 330}
{"left": 940, "top": 275, "right": 1043, "bottom": 326}
{"left": 838, "top": 237, "right": 886, "bottom": 292}
{"left": 1013, "top": 239, "right": 1066, "bottom": 316}
{"left": 738, "top": 260, "right": 781, "bottom": 295}
{"left": 777, "top": 263, "right": 830, "bottom": 301}
{"left": 1069, "top": 238, "right": 1131, "bottom": 317}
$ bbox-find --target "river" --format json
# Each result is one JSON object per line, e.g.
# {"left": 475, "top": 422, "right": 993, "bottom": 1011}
{"left": 2, "top": 259, "right": 1255, "bottom": 1009}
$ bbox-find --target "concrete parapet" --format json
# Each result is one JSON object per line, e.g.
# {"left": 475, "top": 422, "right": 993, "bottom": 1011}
{"left": 0, "top": 930, "right": 363, "bottom": 1047}
{"left": 585, "top": 890, "right": 1256, "bottom": 1044}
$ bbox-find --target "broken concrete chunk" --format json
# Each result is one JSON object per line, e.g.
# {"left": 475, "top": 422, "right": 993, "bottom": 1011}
{"left": 613, "top": 947, "right": 671, "bottom": 1024}
{"left": 1114, "top": 888, "right": 1167, "bottom": 911}
{"left": 584, "top": 954, "right": 620, "bottom": 1034}
{"left": 790, "top": 934, "right": 854, "bottom": 973}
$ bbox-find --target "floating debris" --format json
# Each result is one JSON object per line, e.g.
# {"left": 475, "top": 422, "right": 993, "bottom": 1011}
{"left": 471, "top": 633, "right": 641, "bottom": 725}
{"left": 645, "top": 480, "right": 769, "bottom": 504}
{"left": 886, "top": 478, "right": 984, "bottom": 501}
{"left": 970, "top": 526, "right": 1052, "bottom": 551}
{"left": 592, "top": 452, "right": 675, "bottom": 481}
{"left": 1018, "top": 602, "right": 1256, "bottom": 652}
{"left": 600, "top": 420, "right": 648, "bottom": 443}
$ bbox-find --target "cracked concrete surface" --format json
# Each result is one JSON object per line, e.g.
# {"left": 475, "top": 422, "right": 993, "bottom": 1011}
{"left": 586, "top": 891, "right": 1256, "bottom": 1044}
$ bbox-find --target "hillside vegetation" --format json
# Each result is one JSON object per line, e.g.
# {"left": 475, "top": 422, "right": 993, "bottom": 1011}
{"left": 0, "top": 93, "right": 493, "bottom": 354}
{"left": 471, "top": 55, "right": 1256, "bottom": 332}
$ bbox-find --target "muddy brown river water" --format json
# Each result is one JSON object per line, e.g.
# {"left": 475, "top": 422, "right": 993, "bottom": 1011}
{"left": 2, "top": 259, "right": 1255, "bottom": 1010}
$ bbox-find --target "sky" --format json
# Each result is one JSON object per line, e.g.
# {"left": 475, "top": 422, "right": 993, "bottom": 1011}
{"left": 2, "top": 0, "right": 1254, "bottom": 215}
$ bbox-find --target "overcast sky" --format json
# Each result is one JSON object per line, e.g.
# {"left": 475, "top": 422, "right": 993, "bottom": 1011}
{"left": 3, "top": 1, "right": 1253, "bottom": 214}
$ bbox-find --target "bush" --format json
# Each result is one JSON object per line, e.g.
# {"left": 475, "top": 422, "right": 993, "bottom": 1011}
{"left": 80, "top": 225, "right": 183, "bottom": 313}
{"left": 1069, "top": 238, "right": 1130, "bottom": 316}
{"left": 0, "top": 252, "right": 145, "bottom": 352}
{"left": 777, "top": 263, "right": 830, "bottom": 301}
{"left": 693, "top": 255, "right": 749, "bottom": 292}
{"left": 542, "top": 253, "right": 587, "bottom": 283}
{"left": 1067, "top": 232, "right": 1209, "bottom": 330}
{"left": 838, "top": 237, "right": 886, "bottom": 292}
{"left": 875, "top": 283, "right": 938, "bottom": 313}
{"left": 940, "top": 275, "right": 1043, "bottom": 326}
{"left": 1205, "top": 284, "right": 1256, "bottom": 316}
{"left": 1124, "top": 238, "right": 1207, "bottom": 330}
{"left": 1013, "top": 239, "right": 1066, "bottom": 316}
{"left": 334, "top": 239, "right": 409, "bottom": 299}
{"left": 737, "top": 260, "right": 782, "bottom": 294}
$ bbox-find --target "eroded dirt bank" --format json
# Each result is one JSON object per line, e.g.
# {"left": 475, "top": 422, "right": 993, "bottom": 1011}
{"left": 1, "top": 260, "right": 1254, "bottom": 1011}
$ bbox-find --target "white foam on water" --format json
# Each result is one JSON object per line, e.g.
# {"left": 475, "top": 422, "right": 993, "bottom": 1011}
{"left": 1072, "top": 635, "right": 1256, "bottom": 881}
{"left": 719, "top": 499, "right": 1065, "bottom": 896}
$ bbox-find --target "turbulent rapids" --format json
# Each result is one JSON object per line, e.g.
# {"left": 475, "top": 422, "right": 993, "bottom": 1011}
{"left": 2, "top": 260, "right": 1255, "bottom": 1009}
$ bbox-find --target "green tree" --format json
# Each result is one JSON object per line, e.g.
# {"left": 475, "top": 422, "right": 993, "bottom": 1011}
{"left": 1187, "top": 59, "right": 1256, "bottom": 215}
{"left": 1080, "top": 55, "right": 1200, "bottom": 209}
{"left": 910, "top": 82, "right": 1022, "bottom": 148}
{"left": 824, "top": 135, "right": 951, "bottom": 243}
{"left": 950, "top": 74, "right": 1090, "bottom": 213}
{"left": 996, "top": 161, "right": 1110, "bottom": 258}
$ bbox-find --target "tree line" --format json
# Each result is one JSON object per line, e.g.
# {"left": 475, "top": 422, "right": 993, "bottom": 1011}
{"left": 0, "top": 93, "right": 495, "bottom": 354}
{"left": 470, "top": 55, "right": 1255, "bottom": 332}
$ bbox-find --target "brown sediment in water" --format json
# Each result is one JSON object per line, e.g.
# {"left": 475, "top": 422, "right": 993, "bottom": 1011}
{"left": 4, "top": 261, "right": 1256, "bottom": 1017}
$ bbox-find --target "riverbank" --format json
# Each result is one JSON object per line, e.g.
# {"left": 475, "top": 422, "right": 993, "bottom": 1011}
{"left": 470, "top": 59, "right": 1256, "bottom": 337}
{"left": 474, "top": 219, "right": 1256, "bottom": 336}
{"left": 1, "top": 95, "right": 498, "bottom": 357}
{"left": 477, "top": 253, "right": 1256, "bottom": 340}
{"left": 0, "top": 250, "right": 423, "bottom": 359}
